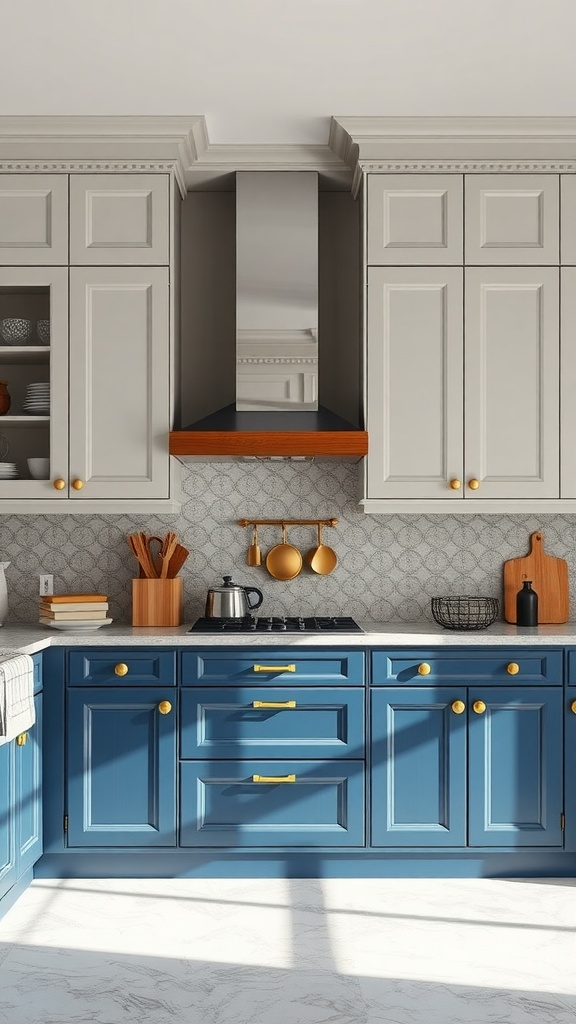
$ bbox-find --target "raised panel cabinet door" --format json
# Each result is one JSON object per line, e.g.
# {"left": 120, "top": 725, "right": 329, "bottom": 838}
{"left": 69, "top": 174, "right": 169, "bottom": 265}
{"left": 366, "top": 267, "right": 463, "bottom": 499}
{"left": 0, "top": 175, "right": 68, "bottom": 265}
{"left": 465, "top": 267, "right": 559, "bottom": 499}
{"left": 468, "top": 688, "right": 563, "bottom": 847}
{"left": 465, "top": 175, "right": 559, "bottom": 265}
{"left": 371, "top": 689, "right": 466, "bottom": 847}
{"left": 15, "top": 694, "right": 42, "bottom": 876}
{"left": 68, "top": 267, "right": 170, "bottom": 499}
{"left": 367, "top": 174, "right": 463, "bottom": 265}
{"left": 0, "top": 741, "right": 16, "bottom": 900}
{"left": 66, "top": 688, "right": 176, "bottom": 847}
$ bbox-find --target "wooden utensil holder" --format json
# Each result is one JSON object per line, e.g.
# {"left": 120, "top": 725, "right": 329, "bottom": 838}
{"left": 132, "top": 578, "right": 183, "bottom": 627}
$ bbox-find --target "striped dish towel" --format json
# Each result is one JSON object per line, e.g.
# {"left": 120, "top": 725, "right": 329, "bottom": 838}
{"left": 0, "top": 653, "right": 35, "bottom": 741}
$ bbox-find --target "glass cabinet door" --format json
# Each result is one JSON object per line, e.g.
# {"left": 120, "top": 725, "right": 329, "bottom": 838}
{"left": 0, "top": 267, "right": 68, "bottom": 498}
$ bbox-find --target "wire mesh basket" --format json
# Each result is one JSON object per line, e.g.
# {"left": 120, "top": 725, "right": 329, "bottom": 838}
{"left": 431, "top": 596, "right": 500, "bottom": 630}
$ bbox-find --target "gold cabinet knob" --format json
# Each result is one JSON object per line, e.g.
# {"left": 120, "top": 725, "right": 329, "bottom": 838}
{"left": 158, "top": 700, "right": 172, "bottom": 715}
{"left": 570, "top": 700, "right": 576, "bottom": 714}
{"left": 507, "top": 662, "right": 520, "bottom": 675}
{"left": 114, "top": 663, "right": 128, "bottom": 676}
{"left": 417, "top": 663, "right": 431, "bottom": 675}
{"left": 468, "top": 478, "right": 480, "bottom": 490}
{"left": 72, "top": 479, "right": 84, "bottom": 490}
{"left": 53, "top": 479, "right": 66, "bottom": 490}
{"left": 451, "top": 699, "right": 465, "bottom": 715}
{"left": 473, "top": 700, "right": 486, "bottom": 714}
{"left": 16, "top": 732, "right": 28, "bottom": 746}
{"left": 449, "top": 479, "right": 461, "bottom": 490}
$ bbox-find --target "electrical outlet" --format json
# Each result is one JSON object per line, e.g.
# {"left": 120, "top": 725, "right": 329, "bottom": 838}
{"left": 39, "top": 574, "right": 53, "bottom": 596}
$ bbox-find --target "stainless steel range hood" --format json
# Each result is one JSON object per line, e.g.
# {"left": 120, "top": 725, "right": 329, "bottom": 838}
{"left": 170, "top": 171, "right": 367, "bottom": 461}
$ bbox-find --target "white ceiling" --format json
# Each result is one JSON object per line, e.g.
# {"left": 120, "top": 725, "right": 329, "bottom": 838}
{"left": 2, "top": 0, "right": 576, "bottom": 145}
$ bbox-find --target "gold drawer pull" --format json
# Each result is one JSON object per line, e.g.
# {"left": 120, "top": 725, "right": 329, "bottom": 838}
{"left": 253, "top": 664, "right": 296, "bottom": 673}
{"left": 417, "top": 663, "right": 431, "bottom": 676}
{"left": 16, "top": 732, "right": 28, "bottom": 746}
{"left": 114, "top": 663, "right": 129, "bottom": 676}
{"left": 158, "top": 700, "right": 172, "bottom": 715}
{"left": 252, "top": 700, "right": 297, "bottom": 709}
{"left": 506, "top": 662, "right": 520, "bottom": 675}
{"left": 252, "top": 774, "right": 296, "bottom": 784}
{"left": 570, "top": 700, "right": 576, "bottom": 715}
{"left": 473, "top": 700, "right": 486, "bottom": 714}
{"left": 451, "top": 700, "right": 465, "bottom": 715}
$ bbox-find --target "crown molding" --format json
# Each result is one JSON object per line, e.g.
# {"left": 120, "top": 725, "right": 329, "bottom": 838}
{"left": 330, "top": 116, "right": 576, "bottom": 195}
{"left": 184, "top": 142, "right": 352, "bottom": 190}
{"left": 0, "top": 116, "right": 207, "bottom": 196}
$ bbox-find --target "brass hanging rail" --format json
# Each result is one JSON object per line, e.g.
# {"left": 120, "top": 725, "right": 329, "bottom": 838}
{"left": 238, "top": 518, "right": 338, "bottom": 528}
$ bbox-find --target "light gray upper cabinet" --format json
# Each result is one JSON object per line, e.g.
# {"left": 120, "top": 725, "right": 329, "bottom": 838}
{"left": 464, "top": 175, "right": 559, "bottom": 265}
{"left": 69, "top": 175, "right": 169, "bottom": 265}
{"left": 367, "top": 175, "right": 463, "bottom": 265}
{"left": 0, "top": 176, "right": 68, "bottom": 265}
{"left": 363, "top": 172, "right": 564, "bottom": 511}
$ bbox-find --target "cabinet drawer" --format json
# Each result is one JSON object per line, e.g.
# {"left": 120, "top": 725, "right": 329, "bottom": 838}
{"left": 372, "top": 650, "right": 562, "bottom": 686}
{"left": 565, "top": 650, "right": 576, "bottom": 686}
{"left": 181, "top": 650, "right": 365, "bottom": 686}
{"left": 180, "top": 760, "right": 365, "bottom": 847}
{"left": 68, "top": 649, "right": 176, "bottom": 687}
{"left": 181, "top": 687, "right": 365, "bottom": 760}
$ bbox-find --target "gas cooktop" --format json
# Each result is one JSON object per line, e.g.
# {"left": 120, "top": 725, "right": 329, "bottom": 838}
{"left": 189, "top": 616, "right": 363, "bottom": 633}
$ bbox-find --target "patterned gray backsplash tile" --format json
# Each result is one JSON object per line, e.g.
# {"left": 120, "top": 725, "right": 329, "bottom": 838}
{"left": 2, "top": 461, "right": 575, "bottom": 625}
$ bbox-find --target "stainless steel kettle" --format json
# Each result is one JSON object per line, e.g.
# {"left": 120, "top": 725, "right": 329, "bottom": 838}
{"left": 205, "top": 575, "right": 264, "bottom": 618}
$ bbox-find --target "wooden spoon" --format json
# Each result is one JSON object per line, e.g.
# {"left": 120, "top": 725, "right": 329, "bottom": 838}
{"left": 305, "top": 523, "right": 338, "bottom": 575}
{"left": 159, "top": 531, "right": 178, "bottom": 578}
{"left": 265, "top": 525, "right": 302, "bottom": 581}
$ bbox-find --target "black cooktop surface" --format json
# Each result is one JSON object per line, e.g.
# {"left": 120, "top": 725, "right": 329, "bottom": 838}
{"left": 189, "top": 616, "right": 363, "bottom": 633}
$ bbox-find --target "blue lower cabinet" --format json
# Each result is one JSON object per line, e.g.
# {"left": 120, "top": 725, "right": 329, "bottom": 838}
{"left": 371, "top": 688, "right": 466, "bottom": 847}
{"left": 66, "top": 688, "right": 176, "bottom": 847}
{"left": 468, "top": 688, "right": 563, "bottom": 847}
{"left": 180, "top": 760, "right": 365, "bottom": 847}
{"left": 0, "top": 740, "right": 16, "bottom": 901}
{"left": 181, "top": 687, "right": 365, "bottom": 760}
{"left": 16, "top": 693, "right": 43, "bottom": 875}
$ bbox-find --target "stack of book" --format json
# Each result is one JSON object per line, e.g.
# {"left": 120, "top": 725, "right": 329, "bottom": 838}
{"left": 39, "top": 593, "right": 110, "bottom": 629}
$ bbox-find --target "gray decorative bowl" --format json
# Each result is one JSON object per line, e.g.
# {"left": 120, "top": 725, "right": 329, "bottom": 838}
{"left": 0, "top": 318, "right": 32, "bottom": 345}
{"left": 36, "top": 319, "right": 50, "bottom": 345}
{"left": 431, "top": 596, "right": 499, "bottom": 630}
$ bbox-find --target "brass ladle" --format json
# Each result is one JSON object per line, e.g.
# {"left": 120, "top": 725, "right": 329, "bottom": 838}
{"left": 247, "top": 524, "right": 262, "bottom": 566}
{"left": 265, "top": 525, "right": 302, "bottom": 581}
{"left": 305, "top": 523, "right": 338, "bottom": 575}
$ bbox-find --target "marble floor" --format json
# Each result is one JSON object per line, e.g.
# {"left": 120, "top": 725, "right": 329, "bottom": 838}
{"left": 0, "top": 877, "right": 575, "bottom": 1023}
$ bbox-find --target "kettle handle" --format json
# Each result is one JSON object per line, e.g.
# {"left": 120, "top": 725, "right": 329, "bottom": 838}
{"left": 244, "top": 585, "right": 264, "bottom": 611}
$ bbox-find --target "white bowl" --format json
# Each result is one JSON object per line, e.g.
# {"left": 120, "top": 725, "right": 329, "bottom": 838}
{"left": 0, "top": 318, "right": 32, "bottom": 345}
{"left": 27, "top": 457, "right": 50, "bottom": 480}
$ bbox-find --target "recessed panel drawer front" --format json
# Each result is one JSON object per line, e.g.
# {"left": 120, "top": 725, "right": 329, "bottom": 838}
{"left": 565, "top": 650, "right": 576, "bottom": 686}
{"left": 372, "top": 650, "right": 562, "bottom": 686}
{"left": 181, "top": 650, "right": 365, "bottom": 686}
{"left": 180, "top": 687, "right": 365, "bottom": 760}
{"left": 180, "top": 760, "right": 365, "bottom": 847}
{"left": 68, "top": 649, "right": 176, "bottom": 687}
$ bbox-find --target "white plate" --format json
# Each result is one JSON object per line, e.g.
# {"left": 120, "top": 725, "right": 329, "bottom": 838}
{"left": 40, "top": 617, "right": 113, "bottom": 631}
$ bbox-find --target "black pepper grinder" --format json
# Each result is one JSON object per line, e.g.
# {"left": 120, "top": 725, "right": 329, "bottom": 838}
{"left": 516, "top": 580, "right": 538, "bottom": 626}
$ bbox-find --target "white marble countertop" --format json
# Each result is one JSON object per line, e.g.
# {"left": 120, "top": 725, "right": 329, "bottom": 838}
{"left": 2, "top": 620, "right": 576, "bottom": 655}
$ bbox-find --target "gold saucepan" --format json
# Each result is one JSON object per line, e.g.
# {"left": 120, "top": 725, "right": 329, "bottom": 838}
{"left": 265, "top": 525, "right": 302, "bottom": 581}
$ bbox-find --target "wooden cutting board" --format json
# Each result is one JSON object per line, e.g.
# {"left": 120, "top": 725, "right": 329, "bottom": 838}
{"left": 503, "top": 532, "right": 569, "bottom": 623}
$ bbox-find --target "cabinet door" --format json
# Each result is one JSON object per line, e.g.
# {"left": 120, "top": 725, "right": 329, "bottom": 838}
{"left": 15, "top": 694, "right": 42, "bottom": 876}
{"left": 371, "top": 689, "right": 466, "bottom": 847}
{"left": 561, "top": 268, "right": 576, "bottom": 496}
{"left": 366, "top": 267, "right": 463, "bottom": 499}
{"left": 66, "top": 688, "right": 176, "bottom": 847}
{"left": 0, "top": 741, "right": 16, "bottom": 901}
{"left": 367, "top": 175, "right": 463, "bottom": 265}
{"left": 0, "top": 266, "right": 68, "bottom": 499}
{"left": 468, "top": 688, "right": 563, "bottom": 847}
{"left": 465, "top": 175, "right": 559, "bottom": 265}
{"left": 68, "top": 267, "right": 170, "bottom": 499}
{"left": 0, "top": 175, "right": 68, "bottom": 265}
{"left": 465, "top": 267, "right": 559, "bottom": 499}
{"left": 69, "top": 175, "right": 169, "bottom": 265}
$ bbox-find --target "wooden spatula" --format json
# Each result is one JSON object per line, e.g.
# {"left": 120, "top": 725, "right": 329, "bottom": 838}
{"left": 167, "top": 543, "right": 189, "bottom": 578}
